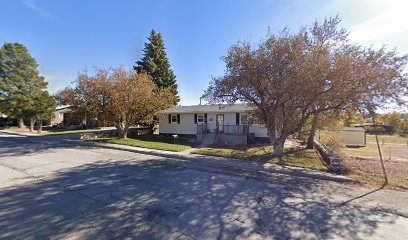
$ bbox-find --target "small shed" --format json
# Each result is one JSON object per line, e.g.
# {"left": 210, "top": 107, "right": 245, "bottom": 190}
{"left": 339, "top": 127, "right": 366, "bottom": 146}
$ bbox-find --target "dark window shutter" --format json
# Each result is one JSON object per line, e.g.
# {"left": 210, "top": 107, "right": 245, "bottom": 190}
{"left": 204, "top": 114, "right": 207, "bottom": 123}
{"left": 168, "top": 114, "right": 171, "bottom": 124}
{"left": 236, "top": 113, "right": 240, "bottom": 125}
{"left": 177, "top": 114, "right": 180, "bottom": 124}
{"left": 194, "top": 114, "right": 197, "bottom": 124}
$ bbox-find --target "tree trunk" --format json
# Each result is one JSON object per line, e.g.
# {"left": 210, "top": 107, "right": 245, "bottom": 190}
{"left": 266, "top": 124, "right": 284, "bottom": 163}
{"left": 273, "top": 140, "right": 285, "bottom": 164}
{"left": 30, "top": 118, "right": 36, "bottom": 132}
{"left": 306, "top": 113, "right": 319, "bottom": 149}
{"left": 117, "top": 128, "right": 129, "bottom": 138}
{"left": 116, "top": 122, "right": 129, "bottom": 138}
{"left": 18, "top": 118, "right": 25, "bottom": 128}
{"left": 37, "top": 120, "right": 43, "bottom": 134}
{"left": 122, "top": 127, "right": 129, "bottom": 138}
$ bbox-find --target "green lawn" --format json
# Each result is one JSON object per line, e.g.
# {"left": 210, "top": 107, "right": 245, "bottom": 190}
{"left": 90, "top": 135, "right": 195, "bottom": 152}
{"left": 193, "top": 145, "right": 327, "bottom": 171}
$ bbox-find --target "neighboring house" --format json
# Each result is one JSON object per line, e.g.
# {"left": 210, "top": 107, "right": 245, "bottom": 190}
{"left": 51, "top": 105, "right": 71, "bottom": 126}
{"left": 157, "top": 104, "right": 269, "bottom": 144}
{"left": 51, "top": 105, "right": 87, "bottom": 127}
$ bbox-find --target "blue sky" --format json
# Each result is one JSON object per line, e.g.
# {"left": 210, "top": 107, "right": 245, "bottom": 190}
{"left": 1, "top": 0, "right": 407, "bottom": 105}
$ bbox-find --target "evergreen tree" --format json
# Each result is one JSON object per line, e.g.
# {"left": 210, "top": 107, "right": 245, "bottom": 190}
{"left": 0, "top": 43, "right": 49, "bottom": 127}
{"left": 32, "top": 91, "right": 56, "bottom": 133}
{"left": 134, "top": 30, "right": 179, "bottom": 104}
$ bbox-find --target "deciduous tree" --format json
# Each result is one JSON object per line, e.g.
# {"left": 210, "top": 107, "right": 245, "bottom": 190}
{"left": 204, "top": 17, "right": 407, "bottom": 161}
{"left": 59, "top": 67, "right": 174, "bottom": 138}
{"left": 106, "top": 68, "right": 174, "bottom": 138}
{"left": 32, "top": 91, "right": 56, "bottom": 133}
{"left": 56, "top": 68, "right": 111, "bottom": 127}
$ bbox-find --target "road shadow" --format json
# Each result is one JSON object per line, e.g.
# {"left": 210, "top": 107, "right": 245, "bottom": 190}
{"left": 336, "top": 186, "right": 385, "bottom": 207}
{"left": 0, "top": 132, "right": 92, "bottom": 158}
{"left": 0, "top": 156, "right": 399, "bottom": 239}
{"left": 0, "top": 133, "right": 353, "bottom": 185}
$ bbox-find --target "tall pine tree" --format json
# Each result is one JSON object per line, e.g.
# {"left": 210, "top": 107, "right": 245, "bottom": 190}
{"left": 0, "top": 43, "right": 50, "bottom": 128}
{"left": 134, "top": 30, "right": 179, "bottom": 104}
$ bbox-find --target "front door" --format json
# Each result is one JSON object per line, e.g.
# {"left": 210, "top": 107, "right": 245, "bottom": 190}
{"left": 216, "top": 114, "right": 224, "bottom": 133}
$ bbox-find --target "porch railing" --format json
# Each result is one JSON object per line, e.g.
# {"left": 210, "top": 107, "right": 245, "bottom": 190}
{"left": 215, "top": 124, "right": 249, "bottom": 136}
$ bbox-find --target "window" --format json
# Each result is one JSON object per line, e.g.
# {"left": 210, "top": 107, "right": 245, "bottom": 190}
{"left": 241, "top": 114, "right": 247, "bottom": 125}
{"left": 197, "top": 114, "right": 204, "bottom": 123}
{"left": 59, "top": 112, "right": 64, "bottom": 120}
{"left": 171, "top": 115, "right": 178, "bottom": 123}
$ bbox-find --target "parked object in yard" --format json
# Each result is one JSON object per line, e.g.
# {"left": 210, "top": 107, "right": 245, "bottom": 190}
{"left": 339, "top": 127, "right": 366, "bottom": 147}
{"left": 329, "top": 157, "right": 343, "bottom": 172}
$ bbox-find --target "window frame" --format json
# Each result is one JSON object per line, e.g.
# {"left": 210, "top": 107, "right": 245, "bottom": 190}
{"left": 197, "top": 114, "right": 204, "bottom": 123}
{"left": 171, "top": 114, "right": 178, "bottom": 123}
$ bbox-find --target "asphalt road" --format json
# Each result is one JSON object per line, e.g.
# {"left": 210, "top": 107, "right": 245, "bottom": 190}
{"left": 0, "top": 131, "right": 407, "bottom": 239}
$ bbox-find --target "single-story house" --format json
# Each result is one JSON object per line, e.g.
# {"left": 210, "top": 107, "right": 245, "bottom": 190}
{"left": 51, "top": 105, "right": 88, "bottom": 128}
{"left": 51, "top": 105, "right": 71, "bottom": 126}
{"left": 157, "top": 104, "right": 269, "bottom": 144}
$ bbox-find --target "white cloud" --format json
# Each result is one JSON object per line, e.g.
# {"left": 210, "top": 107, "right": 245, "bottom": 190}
{"left": 22, "top": 0, "right": 50, "bottom": 18}
{"left": 349, "top": 0, "right": 408, "bottom": 43}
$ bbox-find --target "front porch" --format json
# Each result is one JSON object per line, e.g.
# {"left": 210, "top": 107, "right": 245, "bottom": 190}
{"left": 196, "top": 124, "right": 251, "bottom": 145}
{"left": 215, "top": 124, "right": 250, "bottom": 145}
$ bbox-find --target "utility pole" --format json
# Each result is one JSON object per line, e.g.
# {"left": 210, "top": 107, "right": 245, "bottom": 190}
{"left": 371, "top": 114, "right": 388, "bottom": 185}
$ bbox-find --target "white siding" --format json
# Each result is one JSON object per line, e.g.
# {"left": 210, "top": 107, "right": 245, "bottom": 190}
{"left": 159, "top": 113, "right": 197, "bottom": 135}
{"left": 158, "top": 111, "right": 269, "bottom": 138}
{"left": 249, "top": 124, "right": 268, "bottom": 138}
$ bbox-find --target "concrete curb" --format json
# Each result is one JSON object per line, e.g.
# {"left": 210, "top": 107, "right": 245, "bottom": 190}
{"left": 89, "top": 141, "right": 352, "bottom": 183}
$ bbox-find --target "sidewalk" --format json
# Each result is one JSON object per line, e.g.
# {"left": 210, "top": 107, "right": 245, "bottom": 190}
{"left": 0, "top": 129, "right": 39, "bottom": 136}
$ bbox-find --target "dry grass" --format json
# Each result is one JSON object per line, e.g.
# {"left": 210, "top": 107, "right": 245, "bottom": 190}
{"left": 345, "top": 145, "right": 408, "bottom": 160}
{"left": 343, "top": 136, "right": 408, "bottom": 190}
{"left": 345, "top": 157, "right": 408, "bottom": 190}
{"left": 193, "top": 145, "right": 327, "bottom": 171}
{"left": 366, "top": 134, "right": 408, "bottom": 145}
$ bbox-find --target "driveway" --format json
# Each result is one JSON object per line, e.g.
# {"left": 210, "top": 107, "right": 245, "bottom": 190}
{"left": 0, "top": 131, "right": 407, "bottom": 239}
